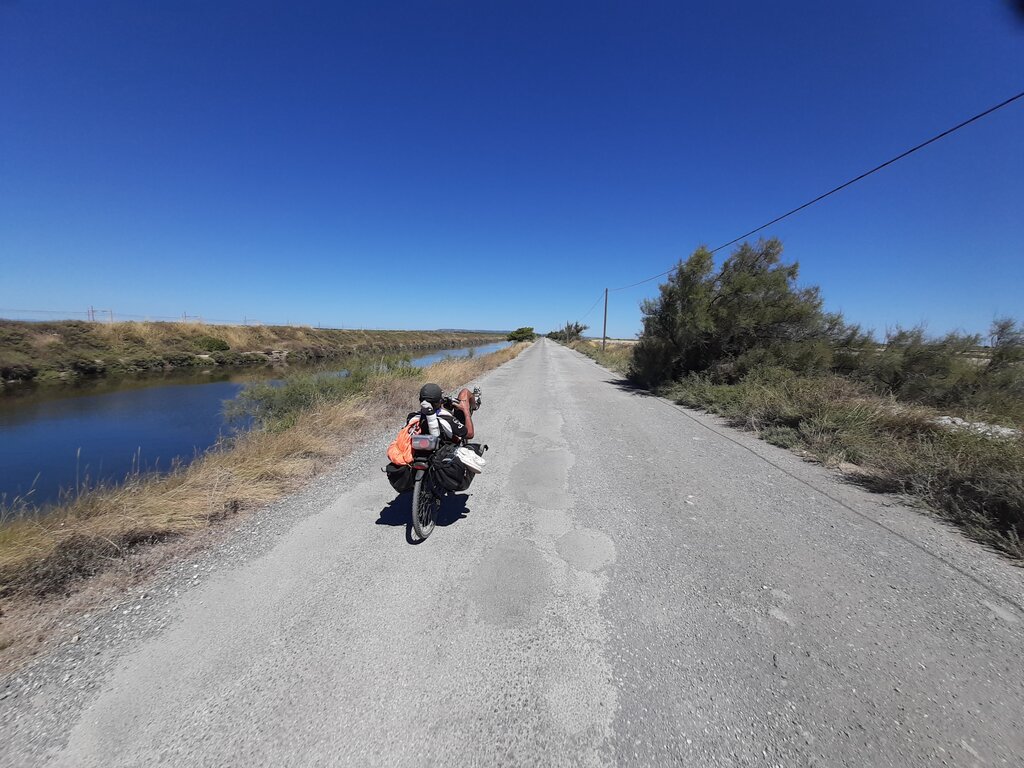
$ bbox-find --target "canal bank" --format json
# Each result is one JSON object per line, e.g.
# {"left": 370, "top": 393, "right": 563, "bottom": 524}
{"left": 0, "top": 319, "right": 502, "bottom": 385}
{"left": 1, "top": 341, "right": 512, "bottom": 508}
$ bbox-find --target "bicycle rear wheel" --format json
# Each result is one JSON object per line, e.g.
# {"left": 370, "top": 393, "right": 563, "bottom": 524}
{"left": 411, "top": 470, "right": 437, "bottom": 540}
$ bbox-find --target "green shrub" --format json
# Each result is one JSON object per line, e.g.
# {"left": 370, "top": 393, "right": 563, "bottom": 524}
{"left": 63, "top": 358, "right": 107, "bottom": 376}
{"left": 229, "top": 373, "right": 365, "bottom": 430}
{"left": 507, "top": 327, "right": 536, "bottom": 342}
{"left": 0, "top": 326, "right": 31, "bottom": 354}
{"left": 854, "top": 327, "right": 981, "bottom": 403}
{"left": 844, "top": 321, "right": 1024, "bottom": 427}
{"left": 0, "top": 361, "right": 37, "bottom": 381}
{"left": 1, "top": 363, "right": 37, "bottom": 381}
{"left": 630, "top": 240, "right": 862, "bottom": 386}
{"left": 163, "top": 353, "right": 202, "bottom": 367}
{"left": 194, "top": 335, "right": 230, "bottom": 352}
{"left": 631, "top": 240, "right": 1022, "bottom": 428}
{"left": 116, "top": 356, "right": 165, "bottom": 372}
{"left": 547, "top": 322, "right": 588, "bottom": 342}
{"left": 989, "top": 317, "right": 1024, "bottom": 371}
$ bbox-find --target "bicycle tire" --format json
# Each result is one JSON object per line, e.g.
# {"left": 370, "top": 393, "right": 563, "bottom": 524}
{"left": 411, "top": 470, "right": 437, "bottom": 540}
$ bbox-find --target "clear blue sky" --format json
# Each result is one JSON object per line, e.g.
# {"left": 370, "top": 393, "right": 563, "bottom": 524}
{"left": 2, "top": 1, "right": 1022, "bottom": 338}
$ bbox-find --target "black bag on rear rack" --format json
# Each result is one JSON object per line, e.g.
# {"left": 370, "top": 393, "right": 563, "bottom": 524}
{"left": 429, "top": 443, "right": 467, "bottom": 492}
{"left": 385, "top": 462, "right": 415, "bottom": 493}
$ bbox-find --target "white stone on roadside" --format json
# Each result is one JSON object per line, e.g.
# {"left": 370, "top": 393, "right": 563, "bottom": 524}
{"left": 934, "top": 415, "right": 1019, "bottom": 438}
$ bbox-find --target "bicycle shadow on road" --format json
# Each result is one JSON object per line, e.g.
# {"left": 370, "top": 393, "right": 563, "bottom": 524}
{"left": 375, "top": 493, "right": 473, "bottom": 544}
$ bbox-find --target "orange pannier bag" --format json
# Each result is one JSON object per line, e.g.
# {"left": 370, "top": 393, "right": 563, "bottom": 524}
{"left": 387, "top": 419, "right": 420, "bottom": 466}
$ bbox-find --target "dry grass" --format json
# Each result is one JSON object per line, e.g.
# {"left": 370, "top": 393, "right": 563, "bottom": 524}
{"left": 665, "top": 368, "right": 1024, "bottom": 560}
{"left": 0, "top": 343, "right": 530, "bottom": 602}
{"left": 568, "top": 339, "right": 634, "bottom": 375}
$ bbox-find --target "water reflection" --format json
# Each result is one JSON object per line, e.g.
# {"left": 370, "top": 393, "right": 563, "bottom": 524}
{"left": 408, "top": 340, "right": 510, "bottom": 367}
{"left": 0, "top": 379, "right": 247, "bottom": 507}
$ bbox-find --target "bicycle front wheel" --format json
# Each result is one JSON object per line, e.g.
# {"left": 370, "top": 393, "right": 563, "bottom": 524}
{"left": 411, "top": 470, "right": 437, "bottom": 540}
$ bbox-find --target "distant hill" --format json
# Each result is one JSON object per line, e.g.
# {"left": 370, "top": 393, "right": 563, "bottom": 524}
{"left": 436, "top": 329, "right": 512, "bottom": 335}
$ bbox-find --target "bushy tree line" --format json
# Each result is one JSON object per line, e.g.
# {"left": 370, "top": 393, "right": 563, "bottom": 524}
{"left": 631, "top": 239, "right": 857, "bottom": 385}
{"left": 630, "top": 239, "right": 1023, "bottom": 421}
{"left": 547, "top": 322, "right": 588, "bottom": 343}
{"left": 507, "top": 327, "right": 537, "bottom": 342}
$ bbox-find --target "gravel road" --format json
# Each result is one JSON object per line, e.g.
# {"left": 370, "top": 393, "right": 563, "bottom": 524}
{"left": 3, "top": 338, "right": 1022, "bottom": 766}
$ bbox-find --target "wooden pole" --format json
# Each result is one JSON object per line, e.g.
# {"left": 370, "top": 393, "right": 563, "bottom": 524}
{"left": 601, "top": 288, "right": 608, "bottom": 351}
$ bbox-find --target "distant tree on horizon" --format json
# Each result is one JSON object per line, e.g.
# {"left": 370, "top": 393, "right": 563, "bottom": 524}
{"left": 507, "top": 327, "right": 536, "bottom": 342}
{"left": 546, "top": 322, "right": 588, "bottom": 343}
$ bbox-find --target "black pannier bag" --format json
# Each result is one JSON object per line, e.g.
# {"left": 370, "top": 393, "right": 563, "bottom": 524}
{"left": 385, "top": 462, "right": 415, "bottom": 493}
{"left": 429, "top": 443, "right": 468, "bottom": 492}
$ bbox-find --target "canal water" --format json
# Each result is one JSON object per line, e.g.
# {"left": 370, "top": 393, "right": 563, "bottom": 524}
{"left": 0, "top": 340, "right": 510, "bottom": 509}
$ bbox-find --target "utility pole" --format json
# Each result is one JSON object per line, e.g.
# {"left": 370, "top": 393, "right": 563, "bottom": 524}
{"left": 601, "top": 288, "right": 608, "bottom": 351}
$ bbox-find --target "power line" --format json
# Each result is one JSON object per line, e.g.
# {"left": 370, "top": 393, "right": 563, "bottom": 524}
{"left": 577, "top": 291, "right": 606, "bottom": 323}
{"left": 0, "top": 307, "right": 89, "bottom": 316}
{"left": 608, "top": 88, "right": 1024, "bottom": 293}
{"left": 0, "top": 308, "right": 281, "bottom": 325}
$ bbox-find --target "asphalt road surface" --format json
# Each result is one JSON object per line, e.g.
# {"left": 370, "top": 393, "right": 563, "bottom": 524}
{"left": 4, "top": 338, "right": 1023, "bottom": 766}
